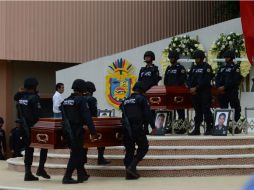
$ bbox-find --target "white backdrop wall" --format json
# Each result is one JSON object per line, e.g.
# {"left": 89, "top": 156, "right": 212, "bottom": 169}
{"left": 56, "top": 18, "right": 254, "bottom": 117}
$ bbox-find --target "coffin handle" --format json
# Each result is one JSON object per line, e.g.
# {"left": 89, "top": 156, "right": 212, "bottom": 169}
{"left": 149, "top": 97, "right": 161, "bottom": 104}
{"left": 115, "top": 132, "right": 123, "bottom": 141}
{"left": 36, "top": 134, "right": 49, "bottom": 143}
{"left": 174, "top": 96, "right": 184, "bottom": 104}
{"left": 90, "top": 133, "right": 102, "bottom": 142}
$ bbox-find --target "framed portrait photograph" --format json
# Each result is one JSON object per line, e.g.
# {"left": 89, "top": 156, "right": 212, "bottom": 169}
{"left": 98, "top": 109, "right": 112, "bottom": 117}
{"left": 212, "top": 109, "right": 231, "bottom": 136}
{"left": 155, "top": 111, "right": 168, "bottom": 129}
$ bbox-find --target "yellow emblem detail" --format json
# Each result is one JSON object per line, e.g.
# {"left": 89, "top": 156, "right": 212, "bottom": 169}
{"left": 106, "top": 58, "right": 137, "bottom": 109}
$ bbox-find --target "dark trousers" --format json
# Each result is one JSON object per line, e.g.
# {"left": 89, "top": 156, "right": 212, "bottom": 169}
{"left": 0, "top": 151, "right": 5, "bottom": 160}
{"left": 218, "top": 90, "right": 241, "bottom": 121}
{"left": 191, "top": 91, "right": 213, "bottom": 131}
{"left": 65, "top": 147, "right": 85, "bottom": 178}
{"left": 123, "top": 121, "right": 149, "bottom": 168}
{"left": 65, "top": 125, "right": 85, "bottom": 177}
{"left": 24, "top": 147, "right": 47, "bottom": 167}
{"left": 24, "top": 130, "right": 48, "bottom": 167}
{"left": 175, "top": 109, "right": 185, "bottom": 120}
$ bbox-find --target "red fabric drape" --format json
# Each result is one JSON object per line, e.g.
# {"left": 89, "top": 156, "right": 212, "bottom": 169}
{"left": 240, "top": 0, "right": 254, "bottom": 64}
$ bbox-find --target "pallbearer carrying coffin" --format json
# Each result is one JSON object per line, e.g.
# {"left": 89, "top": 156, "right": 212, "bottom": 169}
{"left": 120, "top": 81, "right": 156, "bottom": 180}
{"left": 17, "top": 78, "right": 50, "bottom": 181}
{"left": 61, "top": 79, "right": 99, "bottom": 184}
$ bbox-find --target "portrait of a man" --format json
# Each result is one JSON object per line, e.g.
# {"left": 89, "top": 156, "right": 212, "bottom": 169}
{"left": 213, "top": 111, "right": 229, "bottom": 136}
{"left": 155, "top": 113, "right": 167, "bottom": 129}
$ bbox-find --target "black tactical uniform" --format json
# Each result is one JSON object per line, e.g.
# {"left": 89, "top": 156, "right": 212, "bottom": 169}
{"left": 9, "top": 120, "right": 25, "bottom": 157}
{"left": 17, "top": 78, "right": 50, "bottom": 181}
{"left": 164, "top": 51, "right": 187, "bottom": 121}
{"left": 62, "top": 79, "right": 98, "bottom": 184}
{"left": 215, "top": 50, "right": 242, "bottom": 123}
{"left": 187, "top": 50, "right": 213, "bottom": 135}
{"left": 138, "top": 51, "right": 162, "bottom": 91}
{"left": 138, "top": 51, "right": 161, "bottom": 134}
{"left": 85, "top": 81, "right": 111, "bottom": 166}
{"left": 120, "top": 81, "right": 155, "bottom": 180}
{"left": 0, "top": 117, "right": 6, "bottom": 160}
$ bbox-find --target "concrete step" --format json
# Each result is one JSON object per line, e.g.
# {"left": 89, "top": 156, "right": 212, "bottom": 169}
{"left": 147, "top": 136, "right": 254, "bottom": 146}
{"left": 30, "top": 152, "right": 254, "bottom": 166}
{"left": 7, "top": 157, "right": 254, "bottom": 177}
{"left": 78, "top": 145, "right": 254, "bottom": 155}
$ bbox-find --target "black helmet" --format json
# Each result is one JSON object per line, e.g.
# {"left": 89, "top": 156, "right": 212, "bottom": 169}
{"left": 223, "top": 50, "right": 236, "bottom": 59}
{"left": 86, "top": 81, "right": 96, "bottom": 93}
{"left": 71, "top": 79, "right": 87, "bottom": 92}
{"left": 193, "top": 50, "right": 205, "bottom": 59}
{"left": 168, "top": 50, "right": 179, "bottom": 60}
{"left": 24, "top": 77, "right": 39, "bottom": 89}
{"left": 132, "top": 81, "right": 146, "bottom": 92}
{"left": 144, "top": 51, "right": 155, "bottom": 61}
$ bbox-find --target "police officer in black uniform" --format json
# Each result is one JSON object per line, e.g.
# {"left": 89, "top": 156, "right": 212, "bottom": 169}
{"left": 138, "top": 51, "right": 162, "bottom": 134}
{"left": 17, "top": 78, "right": 50, "bottom": 181}
{"left": 120, "top": 81, "right": 156, "bottom": 180}
{"left": 164, "top": 50, "right": 187, "bottom": 121}
{"left": 84, "top": 81, "right": 111, "bottom": 165}
{"left": 138, "top": 51, "right": 162, "bottom": 91}
{"left": 215, "top": 50, "right": 242, "bottom": 127}
{"left": 187, "top": 50, "right": 213, "bottom": 135}
{"left": 62, "top": 79, "right": 98, "bottom": 184}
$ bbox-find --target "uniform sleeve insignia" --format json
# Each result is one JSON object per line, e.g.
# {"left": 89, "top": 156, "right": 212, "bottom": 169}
{"left": 181, "top": 69, "right": 185, "bottom": 73}
{"left": 207, "top": 68, "right": 211, "bottom": 72}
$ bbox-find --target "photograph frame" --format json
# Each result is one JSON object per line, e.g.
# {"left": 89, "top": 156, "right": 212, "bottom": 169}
{"left": 212, "top": 109, "right": 232, "bottom": 136}
{"left": 155, "top": 110, "right": 173, "bottom": 129}
{"left": 98, "top": 109, "right": 112, "bottom": 117}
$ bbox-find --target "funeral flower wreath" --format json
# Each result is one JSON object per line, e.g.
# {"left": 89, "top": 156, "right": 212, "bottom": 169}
{"left": 160, "top": 35, "right": 205, "bottom": 73}
{"left": 208, "top": 32, "right": 251, "bottom": 77}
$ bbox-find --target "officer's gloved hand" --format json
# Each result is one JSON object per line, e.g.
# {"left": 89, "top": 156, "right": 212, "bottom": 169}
{"left": 90, "top": 133, "right": 100, "bottom": 142}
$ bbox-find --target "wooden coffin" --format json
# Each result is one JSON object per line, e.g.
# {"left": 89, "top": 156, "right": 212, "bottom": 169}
{"left": 30, "top": 117, "right": 123, "bottom": 149}
{"left": 145, "top": 85, "right": 219, "bottom": 110}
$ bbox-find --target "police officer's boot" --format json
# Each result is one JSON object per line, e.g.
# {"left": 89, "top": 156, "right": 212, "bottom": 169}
{"left": 77, "top": 167, "right": 90, "bottom": 183}
{"left": 24, "top": 165, "right": 39, "bottom": 181}
{"left": 126, "top": 159, "right": 140, "bottom": 179}
{"left": 97, "top": 147, "right": 111, "bottom": 165}
{"left": 98, "top": 157, "right": 111, "bottom": 165}
{"left": 204, "top": 123, "right": 213, "bottom": 136}
{"left": 126, "top": 172, "right": 140, "bottom": 180}
{"left": 62, "top": 166, "right": 78, "bottom": 184}
{"left": 36, "top": 165, "right": 50, "bottom": 179}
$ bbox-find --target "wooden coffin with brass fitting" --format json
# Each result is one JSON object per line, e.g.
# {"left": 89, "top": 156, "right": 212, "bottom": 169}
{"left": 145, "top": 85, "right": 219, "bottom": 110}
{"left": 30, "top": 117, "right": 123, "bottom": 149}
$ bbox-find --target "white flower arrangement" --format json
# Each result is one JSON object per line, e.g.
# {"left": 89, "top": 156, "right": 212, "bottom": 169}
{"left": 208, "top": 32, "right": 251, "bottom": 77}
{"left": 160, "top": 35, "right": 204, "bottom": 73}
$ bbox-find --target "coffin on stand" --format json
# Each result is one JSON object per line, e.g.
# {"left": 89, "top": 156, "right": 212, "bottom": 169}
{"left": 30, "top": 117, "right": 123, "bottom": 149}
{"left": 145, "top": 85, "right": 219, "bottom": 110}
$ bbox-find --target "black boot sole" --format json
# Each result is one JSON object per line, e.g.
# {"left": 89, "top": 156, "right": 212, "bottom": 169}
{"left": 126, "top": 168, "right": 140, "bottom": 179}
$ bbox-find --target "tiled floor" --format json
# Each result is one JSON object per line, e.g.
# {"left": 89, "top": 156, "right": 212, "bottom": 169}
{"left": 0, "top": 161, "right": 252, "bottom": 190}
